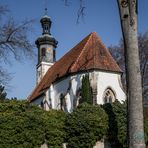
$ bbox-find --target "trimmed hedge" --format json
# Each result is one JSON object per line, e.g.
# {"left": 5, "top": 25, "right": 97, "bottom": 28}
{"left": 0, "top": 100, "right": 147, "bottom": 148}
{"left": 0, "top": 100, "right": 66, "bottom": 148}
{"left": 65, "top": 103, "right": 108, "bottom": 148}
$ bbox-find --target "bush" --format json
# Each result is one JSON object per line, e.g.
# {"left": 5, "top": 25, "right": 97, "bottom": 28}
{"left": 43, "top": 110, "right": 66, "bottom": 147}
{"left": 81, "top": 74, "right": 93, "bottom": 104}
{"left": 0, "top": 100, "right": 66, "bottom": 148}
{"left": 144, "top": 108, "right": 148, "bottom": 147}
{"left": 0, "top": 99, "right": 147, "bottom": 147}
{"left": 65, "top": 103, "right": 108, "bottom": 148}
{"left": 103, "top": 100, "right": 127, "bottom": 148}
{"left": 144, "top": 118, "right": 148, "bottom": 147}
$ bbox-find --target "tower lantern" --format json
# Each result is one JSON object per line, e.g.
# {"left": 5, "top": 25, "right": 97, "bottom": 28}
{"left": 40, "top": 8, "right": 51, "bottom": 35}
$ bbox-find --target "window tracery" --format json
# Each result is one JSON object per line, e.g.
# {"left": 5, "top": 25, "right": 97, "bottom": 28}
{"left": 103, "top": 88, "right": 116, "bottom": 104}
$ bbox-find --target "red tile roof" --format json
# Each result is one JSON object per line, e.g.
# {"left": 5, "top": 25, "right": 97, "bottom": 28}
{"left": 28, "top": 32, "right": 122, "bottom": 102}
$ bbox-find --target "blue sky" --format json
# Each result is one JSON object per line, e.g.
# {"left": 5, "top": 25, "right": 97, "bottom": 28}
{"left": 1, "top": 0, "right": 148, "bottom": 99}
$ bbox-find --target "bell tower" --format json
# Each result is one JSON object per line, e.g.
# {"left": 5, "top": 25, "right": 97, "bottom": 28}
{"left": 36, "top": 8, "right": 58, "bottom": 84}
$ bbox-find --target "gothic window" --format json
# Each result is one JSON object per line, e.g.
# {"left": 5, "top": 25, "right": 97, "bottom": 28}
{"left": 74, "top": 88, "right": 82, "bottom": 108}
{"left": 60, "top": 94, "right": 67, "bottom": 112}
{"left": 41, "top": 100, "right": 44, "bottom": 109}
{"left": 40, "top": 99, "right": 52, "bottom": 110}
{"left": 48, "top": 98, "right": 52, "bottom": 109}
{"left": 103, "top": 88, "right": 115, "bottom": 104}
{"left": 60, "top": 94, "right": 64, "bottom": 110}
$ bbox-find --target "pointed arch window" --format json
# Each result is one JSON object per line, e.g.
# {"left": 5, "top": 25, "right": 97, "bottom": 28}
{"left": 103, "top": 88, "right": 116, "bottom": 104}
{"left": 73, "top": 88, "right": 82, "bottom": 108}
{"left": 60, "top": 94, "right": 68, "bottom": 112}
{"left": 41, "top": 48, "right": 46, "bottom": 58}
{"left": 41, "top": 100, "right": 44, "bottom": 109}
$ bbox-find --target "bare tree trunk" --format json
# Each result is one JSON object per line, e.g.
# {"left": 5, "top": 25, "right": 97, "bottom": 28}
{"left": 117, "top": 0, "right": 145, "bottom": 147}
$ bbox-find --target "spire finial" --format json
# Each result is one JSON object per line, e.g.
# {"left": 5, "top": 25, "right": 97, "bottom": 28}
{"left": 45, "top": 8, "right": 48, "bottom": 15}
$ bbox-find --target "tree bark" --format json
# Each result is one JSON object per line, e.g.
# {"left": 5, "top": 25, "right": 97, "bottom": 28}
{"left": 117, "top": 0, "right": 145, "bottom": 147}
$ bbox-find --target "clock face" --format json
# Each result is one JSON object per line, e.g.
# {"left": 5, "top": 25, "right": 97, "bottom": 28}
{"left": 47, "top": 45, "right": 53, "bottom": 51}
{"left": 46, "top": 50, "right": 51, "bottom": 60}
{"left": 47, "top": 48, "right": 53, "bottom": 62}
{"left": 40, "top": 46, "right": 54, "bottom": 62}
{"left": 47, "top": 47, "right": 51, "bottom": 51}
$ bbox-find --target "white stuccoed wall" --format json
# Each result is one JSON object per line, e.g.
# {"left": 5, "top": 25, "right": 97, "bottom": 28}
{"left": 32, "top": 70, "right": 126, "bottom": 111}
{"left": 52, "top": 74, "right": 83, "bottom": 112}
{"left": 97, "top": 71, "right": 126, "bottom": 104}
{"left": 37, "top": 62, "right": 53, "bottom": 84}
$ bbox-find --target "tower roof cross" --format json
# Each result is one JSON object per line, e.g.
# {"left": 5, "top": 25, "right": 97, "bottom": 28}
{"left": 44, "top": 8, "right": 48, "bottom": 15}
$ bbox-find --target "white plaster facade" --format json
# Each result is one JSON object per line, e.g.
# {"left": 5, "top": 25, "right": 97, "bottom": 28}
{"left": 96, "top": 71, "right": 125, "bottom": 104}
{"left": 37, "top": 61, "right": 53, "bottom": 84}
{"left": 32, "top": 70, "right": 126, "bottom": 112}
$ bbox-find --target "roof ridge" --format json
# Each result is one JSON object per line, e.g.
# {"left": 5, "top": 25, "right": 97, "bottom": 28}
{"left": 70, "top": 33, "right": 93, "bottom": 71}
{"left": 92, "top": 32, "right": 97, "bottom": 68}
{"left": 97, "top": 37, "right": 122, "bottom": 70}
{"left": 91, "top": 33, "right": 122, "bottom": 71}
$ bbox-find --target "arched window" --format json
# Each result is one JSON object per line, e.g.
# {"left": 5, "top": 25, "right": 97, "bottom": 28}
{"left": 60, "top": 94, "right": 67, "bottom": 112}
{"left": 74, "top": 88, "right": 82, "bottom": 108}
{"left": 60, "top": 93, "right": 64, "bottom": 110}
{"left": 41, "top": 48, "right": 46, "bottom": 60}
{"left": 40, "top": 99, "right": 46, "bottom": 110}
{"left": 103, "top": 88, "right": 116, "bottom": 104}
{"left": 40, "top": 100, "right": 44, "bottom": 109}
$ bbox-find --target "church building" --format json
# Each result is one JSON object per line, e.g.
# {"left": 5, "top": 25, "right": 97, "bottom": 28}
{"left": 28, "top": 13, "right": 126, "bottom": 112}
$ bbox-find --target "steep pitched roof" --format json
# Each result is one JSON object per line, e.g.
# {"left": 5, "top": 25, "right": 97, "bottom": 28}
{"left": 28, "top": 32, "right": 122, "bottom": 102}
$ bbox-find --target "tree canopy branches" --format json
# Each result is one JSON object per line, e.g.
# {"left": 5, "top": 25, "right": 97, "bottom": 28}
{"left": 0, "top": 19, "right": 35, "bottom": 62}
{"left": 0, "top": 4, "right": 35, "bottom": 86}
{"left": 109, "top": 32, "right": 148, "bottom": 101}
{"left": 63, "top": 0, "right": 86, "bottom": 23}
{"left": 0, "top": 5, "right": 9, "bottom": 16}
